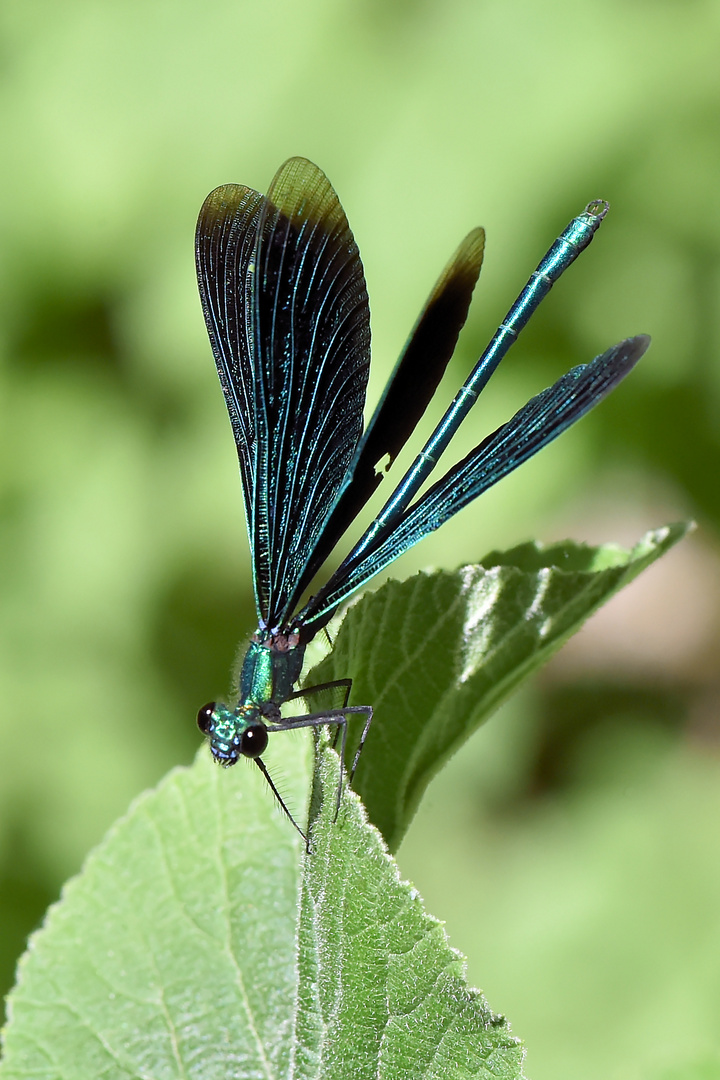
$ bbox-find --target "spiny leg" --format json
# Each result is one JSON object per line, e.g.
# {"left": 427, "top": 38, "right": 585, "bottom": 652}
{"left": 267, "top": 704, "right": 373, "bottom": 826}
{"left": 254, "top": 756, "right": 307, "bottom": 845}
{"left": 286, "top": 678, "right": 352, "bottom": 708}
{"left": 286, "top": 679, "right": 353, "bottom": 753}
{"left": 348, "top": 706, "right": 373, "bottom": 786}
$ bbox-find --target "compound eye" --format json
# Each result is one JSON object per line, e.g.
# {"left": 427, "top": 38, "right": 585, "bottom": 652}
{"left": 197, "top": 702, "right": 217, "bottom": 734}
{"left": 240, "top": 723, "right": 268, "bottom": 759}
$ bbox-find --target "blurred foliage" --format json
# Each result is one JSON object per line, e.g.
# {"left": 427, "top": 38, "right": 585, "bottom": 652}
{"left": 1, "top": 1, "right": 719, "bottom": 1078}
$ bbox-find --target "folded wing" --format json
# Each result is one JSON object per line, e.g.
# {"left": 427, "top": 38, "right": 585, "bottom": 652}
{"left": 197, "top": 158, "right": 371, "bottom": 628}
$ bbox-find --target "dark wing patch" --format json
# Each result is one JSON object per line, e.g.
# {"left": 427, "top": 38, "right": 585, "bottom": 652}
{"left": 196, "top": 184, "right": 265, "bottom": 553}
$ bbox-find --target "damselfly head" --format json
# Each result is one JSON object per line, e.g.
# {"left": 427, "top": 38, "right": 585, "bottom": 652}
{"left": 197, "top": 702, "right": 269, "bottom": 765}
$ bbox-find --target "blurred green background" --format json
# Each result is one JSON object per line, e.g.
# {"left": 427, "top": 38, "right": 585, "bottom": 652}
{"left": 1, "top": 1, "right": 719, "bottom": 1078}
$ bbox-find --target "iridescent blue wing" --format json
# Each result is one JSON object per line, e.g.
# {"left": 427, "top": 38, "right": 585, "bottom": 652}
{"left": 197, "top": 158, "right": 371, "bottom": 629}
{"left": 298, "top": 227, "right": 486, "bottom": 590}
{"left": 299, "top": 335, "right": 649, "bottom": 625}
{"left": 196, "top": 183, "right": 265, "bottom": 551}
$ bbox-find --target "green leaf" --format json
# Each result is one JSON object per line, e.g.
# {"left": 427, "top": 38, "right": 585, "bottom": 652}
{"left": 294, "top": 739, "right": 524, "bottom": 1079}
{"left": 1, "top": 740, "right": 524, "bottom": 1079}
{"left": 308, "top": 523, "right": 691, "bottom": 851}
{"left": 0, "top": 747, "right": 308, "bottom": 1080}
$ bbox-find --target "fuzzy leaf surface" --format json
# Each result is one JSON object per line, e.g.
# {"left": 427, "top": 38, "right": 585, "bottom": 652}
{"left": 294, "top": 742, "right": 525, "bottom": 1079}
{"left": 1, "top": 742, "right": 524, "bottom": 1078}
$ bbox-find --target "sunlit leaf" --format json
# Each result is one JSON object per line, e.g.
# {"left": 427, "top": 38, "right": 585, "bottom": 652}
{"left": 310, "top": 523, "right": 691, "bottom": 850}
{"left": 0, "top": 743, "right": 525, "bottom": 1079}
